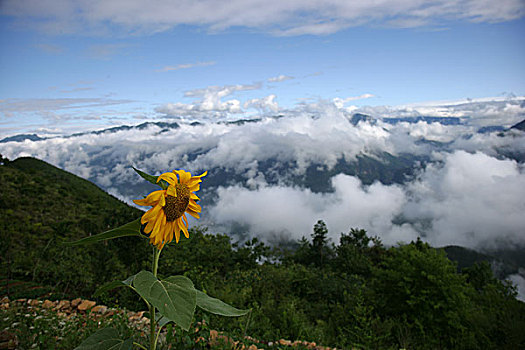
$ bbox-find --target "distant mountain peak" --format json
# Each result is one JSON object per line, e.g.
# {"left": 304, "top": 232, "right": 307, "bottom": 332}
{"left": 510, "top": 119, "right": 525, "bottom": 132}
{"left": 350, "top": 113, "right": 376, "bottom": 126}
{"left": 0, "top": 133, "right": 45, "bottom": 143}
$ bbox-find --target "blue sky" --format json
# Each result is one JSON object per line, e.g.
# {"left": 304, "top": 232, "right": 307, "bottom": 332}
{"left": 0, "top": 0, "right": 524, "bottom": 136}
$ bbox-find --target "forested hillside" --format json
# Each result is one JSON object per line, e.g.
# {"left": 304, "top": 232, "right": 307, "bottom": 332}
{"left": 1, "top": 157, "right": 524, "bottom": 349}
{"left": 0, "top": 156, "right": 146, "bottom": 297}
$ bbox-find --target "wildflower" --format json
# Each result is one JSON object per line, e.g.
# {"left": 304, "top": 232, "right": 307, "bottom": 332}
{"left": 134, "top": 169, "right": 206, "bottom": 248}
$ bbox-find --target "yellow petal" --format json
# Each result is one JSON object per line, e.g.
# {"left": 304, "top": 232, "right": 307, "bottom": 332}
{"left": 142, "top": 204, "right": 162, "bottom": 224}
{"left": 158, "top": 172, "right": 178, "bottom": 186}
{"left": 190, "top": 193, "right": 200, "bottom": 201}
{"left": 188, "top": 200, "right": 201, "bottom": 213}
{"left": 174, "top": 221, "right": 181, "bottom": 243}
{"left": 186, "top": 209, "right": 200, "bottom": 219}
{"left": 144, "top": 217, "right": 156, "bottom": 234}
{"left": 161, "top": 220, "right": 171, "bottom": 244}
{"left": 193, "top": 171, "right": 207, "bottom": 178}
{"left": 151, "top": 212, "right": 165, "bottom": 239}
{"left": 165, "top": 222, "right": 174, "bottom": 244}
{"left": 133, "top": 190, "right": 165, "bottom": 206}
{"left": 167, "top": 185, "right": 177, "bottom": 197}
{"left": 175, "top": 170, "right": 191, "bottom": 184}
{"left": 188, "top": 183, "right": 200, "bottom": 192}
{"left": 178, "top": 217, "right": 189, "bottom": 239}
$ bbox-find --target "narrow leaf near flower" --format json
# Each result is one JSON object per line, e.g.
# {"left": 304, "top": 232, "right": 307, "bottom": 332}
{"left": 133, "top": 169, "right": 206, "bottom": 248}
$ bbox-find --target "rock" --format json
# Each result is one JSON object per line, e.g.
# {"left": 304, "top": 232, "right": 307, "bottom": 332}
{"left": 91, "top": 305, "right": 107, "bottom": 314}
{"left": 105, "top": 310, "right": 117, "bottom": 317}
{"left": 71, "top": 298, "right": 82, "bottom": 307}
{"left": 0, "top": 330, "right": 19, "bottom": 349}
{"left": 28, "top": 299, "right": 40, "bottom": 306}
{"left": 279, "top": 339, "right": 291, "bottom": 346}
{"left": 56, "top": 300, "right": 70, "bottom": 310}
{"left": 77, "top": 300, "right": 96, "bottom": 311}
{"left": 42, "top": 300, "right": 55, "bottom": 309}
{"left": 248, "top": 345, "right": 258, "bottom": 350}
{"left": 0, "top": 297, "right": 9, "bottom": 303}
{"left": 0, "top": 303, "right": 8, "bottom": 310}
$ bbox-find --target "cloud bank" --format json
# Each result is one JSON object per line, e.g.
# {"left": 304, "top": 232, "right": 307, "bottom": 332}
{"left": 2, "top": 0, "right": 524, "bottom": 36}
{"left": 2, "top": 97, "right": 524, "bottom": 251}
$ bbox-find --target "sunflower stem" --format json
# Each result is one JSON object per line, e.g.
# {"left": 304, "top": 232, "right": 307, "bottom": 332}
{"left": 149, "top": 247, "right": 162, "bottom": 350}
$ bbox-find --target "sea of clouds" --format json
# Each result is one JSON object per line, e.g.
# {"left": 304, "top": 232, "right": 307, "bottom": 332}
{"left": 2, "top": 98, "right": 525, "bottom": 251}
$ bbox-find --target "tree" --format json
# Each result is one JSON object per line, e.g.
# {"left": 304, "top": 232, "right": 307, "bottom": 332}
{"left": 334, "top": 228, "right": 384, "bottom": 278}
{"left": 372, "top": 241, "right": 473, "bottom": 349}
{"left": 311, "top": 220, "right": 332, "bottom": 267}
{"left": 0, "top": 154, "right": 9, "bottom": 165}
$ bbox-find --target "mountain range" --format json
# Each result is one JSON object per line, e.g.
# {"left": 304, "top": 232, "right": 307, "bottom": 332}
{"left": 1, "top": 105, "right": 524, "bottom": 263}
{"left": 2, "top": 113, "right": 524, "bottom": 144}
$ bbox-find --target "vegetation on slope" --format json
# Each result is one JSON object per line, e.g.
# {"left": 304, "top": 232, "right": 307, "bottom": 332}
{"left": 0, "top": 156, "right": 146, "bottom": 298}
{"left": 1, "top": 156, "right": 524, "bottom": 349}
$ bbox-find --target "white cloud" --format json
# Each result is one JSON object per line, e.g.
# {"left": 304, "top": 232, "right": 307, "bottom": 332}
{"left": 210, "top": 174, "right": 414, "bottom": 243}
{"left": 268, "top": 75, "right": 294, "bottom": 83}
{"left": 0, "top": 97, "right": 133, "bottom": 115}
{"left": 156, "top": 83, "right": 263, "bottom": 119}
{"left": 356, "top": 96, "right": 525, "bottom": 127}
{"left": 403, "top": 151, "right": 525, "bottom": 248}
{"left": 155, "top": 61, "right": 216, "bottom": 72}
{"left": 2, "top": 0, "right": 523, "bottom": 36}
{"left": 209, "top": 150, "right": 525, "bottom": 249}
{"left": 244, "top": 94, "right": 280, "bottom": 113}
{"left": 333, "top": 94, "right": 375, "bottom": 108}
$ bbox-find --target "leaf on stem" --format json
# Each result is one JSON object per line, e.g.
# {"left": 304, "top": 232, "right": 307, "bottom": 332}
{"left": 132, "top": 167, "right": 168, "bottom": 190}
{"left": 196, "top": 290, "right": 250, "bottom": 316}
{"left": 133, "top": 271, "right": 196, "bottom": 331}
{"left": 93, "top": 274, "right": 137, "bottom": 297}
{"left": 74, "top": 327, "right": 133, "bottom": 350}
{"left": 64, "top": 218, "right": 142, "bottom": 246}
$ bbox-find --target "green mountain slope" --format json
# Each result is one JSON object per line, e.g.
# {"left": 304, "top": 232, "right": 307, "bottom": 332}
{"left": 0, "top": 157, "right": 148, "bottom": 297}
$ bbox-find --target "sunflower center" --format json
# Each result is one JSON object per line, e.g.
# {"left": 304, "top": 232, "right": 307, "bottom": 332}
{"left": 163, "top": 183, "right": 190, "bottom": 221}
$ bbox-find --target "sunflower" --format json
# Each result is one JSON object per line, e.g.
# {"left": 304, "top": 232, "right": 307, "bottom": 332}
{"left": 133, "top": 169, "right": 206, "bottom": 249}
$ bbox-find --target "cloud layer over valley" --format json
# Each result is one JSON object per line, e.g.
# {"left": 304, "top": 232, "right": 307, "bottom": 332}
{"left": 2, "top": 97, "right": 525, "bottom": 250}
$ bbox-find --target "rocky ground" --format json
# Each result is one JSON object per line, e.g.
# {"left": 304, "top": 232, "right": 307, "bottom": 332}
{"left": 0, "top": 297, "right": 336, "bottom": 350}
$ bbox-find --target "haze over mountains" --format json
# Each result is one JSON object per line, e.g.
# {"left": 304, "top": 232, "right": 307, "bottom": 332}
{"left": 2, "top": 98, "right": 525, "bottom": 253}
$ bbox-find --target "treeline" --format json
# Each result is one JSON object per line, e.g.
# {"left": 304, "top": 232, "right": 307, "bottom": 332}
{"left": 134, "top": 222, "right": 524, "bottom": 349}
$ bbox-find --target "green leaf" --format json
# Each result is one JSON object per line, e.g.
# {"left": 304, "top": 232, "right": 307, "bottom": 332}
{"left": 65, "top": 218, "right": 142, "bottom": 246}
{"left": 133, "top": 167, "right": 168, "bottom": 190}
{"left": 133, "top": 271, "right": 196, "bottom": 331}
{"left": 74, "top": 327, "right": 133, "bottom": 350}
{"left": 157, "top": 315, "right": 172, "bottom": 328}
{"left": 93, "top": 274, "right": 136, "bottom": 297}
{"left": 196, "top": 290, "right": 250, "bottom": 316}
